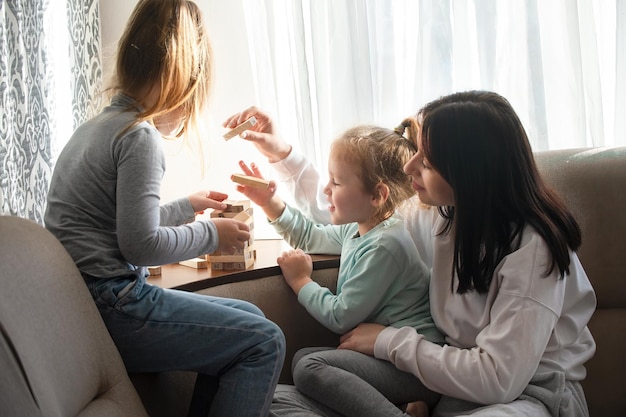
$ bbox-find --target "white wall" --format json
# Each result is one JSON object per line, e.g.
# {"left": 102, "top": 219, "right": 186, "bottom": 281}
{"left": 99, "top": 0, "right": 278, "bottom": 237}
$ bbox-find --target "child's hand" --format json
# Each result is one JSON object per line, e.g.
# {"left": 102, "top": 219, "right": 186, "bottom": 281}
{"left": 212, "top": 218, "right": 250, "bottom": 254}
{"left": 277, "top": 248, "right": 313, "bottom": 294}
{"left": 236, "top": 160, "right": 286, "bottom": 221}
{"left": 235, "top": 161, "right": 277, "bottom": 207}
{"left": 189, "top": 190, "right": 228, "bottom": 214}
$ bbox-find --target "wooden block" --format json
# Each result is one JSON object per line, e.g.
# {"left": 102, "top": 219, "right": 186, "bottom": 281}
{"left": 209, "top": 240, "right": 251, "bottom": 256}
{"left": 211, "top": 262, "right": 225, "bottom": 270}
{"left": 179, "top": 257, "right": 208, "bottom": 269}
{"left": 147, "top": 266, "right": 161, "bottom": 276}
{"left": 208, "top": 249, "right": 254, "bottom": 264}
{"left": 224, "top": 199, "right": 251, "bottom": 213}
{"left": 211, "top": 206, "right": 253, "bottom": 219}
{"left": 233, "top": 210, "right": 253, "bottom": 224}
{"left": 211, "top": 253, "right": 255, "bottom": 270}
{"left": 233, "top": 210, "right": 255, "bottom": 240}
{"left": 231, "top": 174, "right": 270, "bottom": 190}
{"left": 223, "top": 117, "right": 257, "bottom": 140}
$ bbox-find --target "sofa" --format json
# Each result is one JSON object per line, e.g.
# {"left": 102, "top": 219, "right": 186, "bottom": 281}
{"left": 1, "top": 146, "right": 624, "bottom": 416}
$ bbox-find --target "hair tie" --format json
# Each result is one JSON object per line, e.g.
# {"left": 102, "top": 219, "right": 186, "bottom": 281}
{"left": 393, "top": 120, "right": 410, "bottom": 137}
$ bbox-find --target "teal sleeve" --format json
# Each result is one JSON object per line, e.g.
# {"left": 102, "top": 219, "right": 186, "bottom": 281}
{"left": 270, "top": 204, "right": 345, "bottom": 255}
{"left": 297, "top": 243, "right": 403, "bottom": 334}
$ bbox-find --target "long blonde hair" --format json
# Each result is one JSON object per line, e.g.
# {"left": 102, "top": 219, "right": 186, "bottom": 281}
{"left": 110, "top": 0, "right": 212, "bottom": 140}
{"left": 331, "top": 118, "right": 419, "bottom": 224}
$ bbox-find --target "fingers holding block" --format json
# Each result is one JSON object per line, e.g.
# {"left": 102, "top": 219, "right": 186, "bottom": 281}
{"left": 231, "top": 174, "right": 270, "bottom": 190}
{"left": 223, "top": 116, "right": 257, "bottom": 140}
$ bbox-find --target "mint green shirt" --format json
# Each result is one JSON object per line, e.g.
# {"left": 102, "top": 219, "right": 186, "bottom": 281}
{"left": 271, "top": 204, "right": 443, "bottom": 343}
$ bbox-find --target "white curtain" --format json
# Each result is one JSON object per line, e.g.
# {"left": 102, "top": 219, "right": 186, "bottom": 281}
{"left": 0, "top": 0, "right": 102, "bottom": 222}
{"left": 241, "top": 0, "right": 626, "bottom": 171}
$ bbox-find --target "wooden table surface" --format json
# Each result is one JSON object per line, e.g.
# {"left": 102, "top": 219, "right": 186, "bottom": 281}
{"left": 148, "top": 239, "right": 340, "bottom": 292}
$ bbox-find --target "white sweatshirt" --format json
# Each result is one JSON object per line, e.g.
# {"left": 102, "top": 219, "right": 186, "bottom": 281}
{"left": 374, "top": 215, "right": 596, "bottom": 404}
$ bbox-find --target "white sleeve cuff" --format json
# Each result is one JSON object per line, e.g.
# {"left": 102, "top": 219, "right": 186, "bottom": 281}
{"left": 270, "top": 149, "right": 308, "bottom": 180}
{"left": 374, "top": 326, "right": 402, "bottom": 360}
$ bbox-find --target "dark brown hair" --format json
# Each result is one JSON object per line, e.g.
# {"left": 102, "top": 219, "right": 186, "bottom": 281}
{"left": 419, "top": 91, "right": 581, "bottom": 293}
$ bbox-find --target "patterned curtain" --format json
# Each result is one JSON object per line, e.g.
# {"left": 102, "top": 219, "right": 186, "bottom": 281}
{"left": 0, "top": 0, "right": 102, "bottom": 223}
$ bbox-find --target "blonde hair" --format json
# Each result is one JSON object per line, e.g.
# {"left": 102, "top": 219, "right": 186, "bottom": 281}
{"left": 110, "top": 0, "right": 212, "bottom": 140}
{"left": 331, "top": 118, "right": 419, "bottom": 224}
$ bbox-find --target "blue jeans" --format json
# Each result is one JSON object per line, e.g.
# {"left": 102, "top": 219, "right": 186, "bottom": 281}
{"left": 84, "top": 273, "right": 285, "bottom": 417}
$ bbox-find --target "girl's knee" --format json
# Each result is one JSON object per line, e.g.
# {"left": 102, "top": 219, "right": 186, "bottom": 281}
{"left": 291, "top": 346, "right": 336, "bottom": 374}
{"left": 292, "top": 353, "right": 327, "bottom": 388}
{"left": 239, "top": 299, "right": 265, "bottom": 316}
{"left": 258, "top": 318, "right": 286, "bottom": 353}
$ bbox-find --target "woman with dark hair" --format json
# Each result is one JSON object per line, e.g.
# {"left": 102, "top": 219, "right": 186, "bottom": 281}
{"left": 340, "top": 91, "right": 596, "bottom": 416}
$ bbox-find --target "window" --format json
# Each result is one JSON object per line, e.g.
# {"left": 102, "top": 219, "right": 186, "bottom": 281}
{"left": 100, "top": 0, "right": 626, "bottom": 238}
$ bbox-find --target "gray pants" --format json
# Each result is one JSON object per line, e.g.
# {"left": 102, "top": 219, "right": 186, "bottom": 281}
{"left": 270, "top": 349, "right": 589, "bottom": 417}
{"left": 270, "top": 347, "right": 440, "bottom": 417}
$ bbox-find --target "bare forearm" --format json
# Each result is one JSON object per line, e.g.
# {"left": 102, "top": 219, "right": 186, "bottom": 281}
{"left": 287, "top": 276, "right": 313, "bottom": 295}
{"left": 261, "top": 195, "right": 287, "bottom": 221}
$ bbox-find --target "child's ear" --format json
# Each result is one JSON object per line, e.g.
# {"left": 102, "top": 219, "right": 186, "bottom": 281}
{"left": 371, "top": 183, "right": 390, "bottom": 207}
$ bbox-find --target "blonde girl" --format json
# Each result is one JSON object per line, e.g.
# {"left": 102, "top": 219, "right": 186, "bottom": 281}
{"left": 44, "top": 2, "right": 285, "bottom": 416}
{"left": 237, "top": 121, "right": 443, "bottom": 416}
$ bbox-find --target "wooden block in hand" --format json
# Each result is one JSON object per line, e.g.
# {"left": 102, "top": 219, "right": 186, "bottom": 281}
{"left": 223, "top": 116, "right": 257, "bottom": 140}
{"left": 231, "top": 174, "right": 270, "bottom": 190}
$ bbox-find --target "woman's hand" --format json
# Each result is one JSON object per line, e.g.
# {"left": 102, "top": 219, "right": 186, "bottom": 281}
{"left": 277, "top": 248, "right": 313, "bottom": 294}
{"left": 338, "top": 323, "right": 387, "bottom": 357}
{"left": 211, "top": 218, "right": 251, "bottom": 254}
{"left": 223, "top": 106, "right": 292, "bottom": 163}
{"left": 189, "top": 190, "right": 228, "bottom": 214}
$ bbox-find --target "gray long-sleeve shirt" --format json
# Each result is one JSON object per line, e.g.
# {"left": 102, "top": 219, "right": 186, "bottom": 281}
{"left": 45, "top": 94, "right": 218, "bottom": 278}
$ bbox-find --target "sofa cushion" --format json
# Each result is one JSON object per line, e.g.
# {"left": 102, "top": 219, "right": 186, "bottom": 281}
{"left": 535, "top": 147, "right": 626, "bottom": 417}
{"left": 0, "top": 216, "right": 147, "bottom": 417}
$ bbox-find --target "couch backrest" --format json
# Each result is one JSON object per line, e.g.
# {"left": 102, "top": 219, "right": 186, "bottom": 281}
{"left": 535, "top": 147, "right": 626, "bottom": 417}
{"left": 0, "top": 216, "right": 147, "bottom": 417}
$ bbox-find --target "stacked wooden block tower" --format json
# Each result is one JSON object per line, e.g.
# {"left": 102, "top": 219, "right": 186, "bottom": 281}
{"left": 207, "top": 199, "right": 256, "bottom": 270}
{"left": 178, "top": 199, "right": 256, "bottom": 271}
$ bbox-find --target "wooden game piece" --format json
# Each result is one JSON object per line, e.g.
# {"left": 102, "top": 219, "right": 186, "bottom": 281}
{"left": 147, "top": 266, "right": 161, "bottom": 276}
{"left": 231, "top": 174, "right": 270, "bottom": 190}
{"left": 208, "top": 243, "right": 255, "bottom": 269}
{"left": 223, "top": 117, "right": 257, "bottom": 140}
{"left": 210, "top": 206, "right": 253, "bottom": 219}
{"left": 179, "top": 257, "right": 208, "bottom": 269}
{"left": 210, "top": 250, "right": 256, "bottom": 270}
{"left": 212, "top": 261, "right": 250, "bottom": 270}
{"left": 224, "top": 199, "right": 251, "bottom": 213}
{"left": 232, "top": 209, "right": 253, "bottom": 223}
